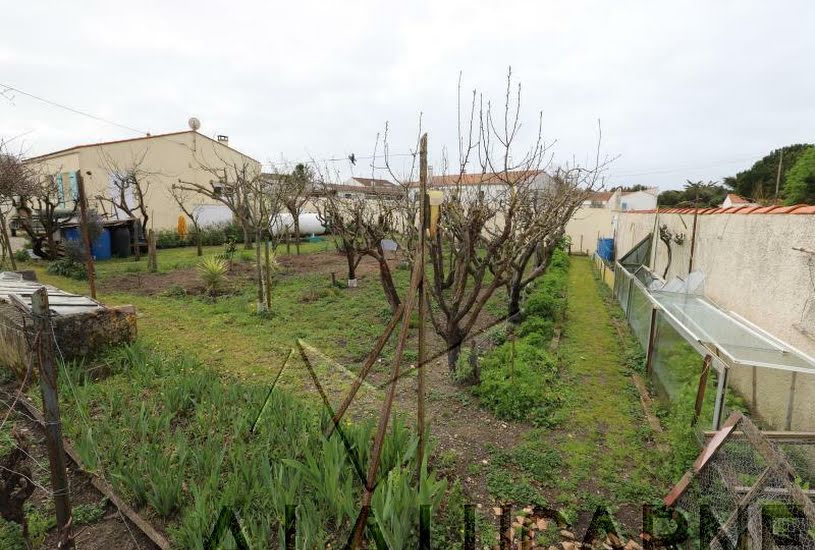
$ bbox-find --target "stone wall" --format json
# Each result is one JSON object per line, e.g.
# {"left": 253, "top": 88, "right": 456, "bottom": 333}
{"left": 0, "top": 302, "right": 137, "bottom": 381}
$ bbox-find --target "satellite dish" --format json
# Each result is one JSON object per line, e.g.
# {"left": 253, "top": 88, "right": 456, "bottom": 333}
{"left": 188, "top": 117, "right": 201, "bottom": 131}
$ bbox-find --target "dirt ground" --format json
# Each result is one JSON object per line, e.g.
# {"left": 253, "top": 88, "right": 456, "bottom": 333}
{"left": 98, "top": 250, "right": 399, "bottom": 296}
{"left": 0, "top": 383, "right": 157, "bottom": 549}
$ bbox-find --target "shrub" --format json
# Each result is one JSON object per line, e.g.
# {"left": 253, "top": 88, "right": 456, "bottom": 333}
{"left": 47, "top": 258, "right": 88, "bottom": 280}
{"left": 472, "top": 248, "right": 570, "bottom": 425}
{"left": 155, "top": 222, "right": 246, "bottom": 249}
{"left": 474, "top": 338, "right": 563, "bottom": 426}
{"left": 198, "top": 257, "right": 228, "bottom": 294}
{"left": 12, "top": 249, "right": 29, "bottom": 263}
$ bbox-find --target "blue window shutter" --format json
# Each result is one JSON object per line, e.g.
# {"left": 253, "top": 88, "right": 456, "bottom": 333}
{"left": 56, "top": 174, "right": 65, "bottom": 205}
{"left": 68, "top": 172, "right": 79, "bottom": 201}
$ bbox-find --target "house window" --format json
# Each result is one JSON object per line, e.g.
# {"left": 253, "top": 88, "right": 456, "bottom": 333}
{"left": 621, "top": 202, "right": 629, "bottom": 211}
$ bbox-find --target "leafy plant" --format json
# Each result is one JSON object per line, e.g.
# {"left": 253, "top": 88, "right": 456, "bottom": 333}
{"left": 47, "top": 257, "right": 87, "bottom": 280}
{"left": 198, "top": 256, "right": 228, "bottom": 295}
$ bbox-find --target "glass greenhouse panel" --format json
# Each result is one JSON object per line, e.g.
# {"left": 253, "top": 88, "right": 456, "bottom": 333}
{"left": 650, "top": 312, "right": 704, "bottom": 401}
{"left": 627, "top": 283, "right": 653, "bottom": 349}
{"left": 618, "top": 275, "right": 631, "bottom": 315}
{"left": 652, "top": 290, "right": 815, "bottom": 373}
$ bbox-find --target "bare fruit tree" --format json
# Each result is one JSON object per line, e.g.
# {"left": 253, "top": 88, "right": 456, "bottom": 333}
{"left": 0, "top": 140, "right": 38, "bottom": 267}
{"left": 96, "top": 148, "right": 155, "bottom": 238}
{"left": 505, "top": 164, "right": 602, "bottom": 321}
{"left": 274, "top": 163, "right": 313, "bottom": 255}
{"left": 383, "top": 69, "right": 607, "bottom": 380}
{"left": 181, "top": 157, "right": 282, "bottom": 312}
{"left": 315, "top": 181, "right": 403, "bottom": 310}
{"left": 314, "top": 186, "right": 367, "bottom": 286}
{"left": 169, "top": 184, "right": 204, "bottom": 256}
{"left": 178, "top": 159, "right": 255, "bottom": 250}
{"left": 13, "top": 171, "right": 78, "bottom": 261}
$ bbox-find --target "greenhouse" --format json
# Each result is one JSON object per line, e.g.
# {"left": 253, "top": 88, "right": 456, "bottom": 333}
{"left": 610, "top": 235, "right": 815, "bottom": 432}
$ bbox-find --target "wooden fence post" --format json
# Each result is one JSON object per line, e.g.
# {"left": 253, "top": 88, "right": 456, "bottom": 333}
{"left": 31, "top": 288, "right": 73, "bottom": 548}
{"left": 147, "top": 229, "right": 158, "bottom": 273}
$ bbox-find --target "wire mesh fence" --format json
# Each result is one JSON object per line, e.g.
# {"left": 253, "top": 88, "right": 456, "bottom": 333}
{"left": 668, "top": 413, "right": 815, "bottom": 549}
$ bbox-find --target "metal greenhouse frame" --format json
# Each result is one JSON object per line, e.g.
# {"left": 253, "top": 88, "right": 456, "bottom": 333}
{"left": 609, "top": 236, "right": 815, "bottom": 432}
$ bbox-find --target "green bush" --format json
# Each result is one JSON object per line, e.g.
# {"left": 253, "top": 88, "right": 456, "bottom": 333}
{"left": 47, "top": 258, "right": 88, "bottom": 280}
{"left": 155, "top": 222, "right": 246, "bottom": 249}
{"left": 12, "top": 249, "right": 29, "bottom": 263}
{"left": 473, "top": 248, "right": 570, "bottom": 425}
{"left": 474, "top": 338, "right": 563, "bottom": 426}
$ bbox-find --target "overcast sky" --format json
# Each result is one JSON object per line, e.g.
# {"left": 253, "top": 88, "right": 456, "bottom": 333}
{"left": 2, "top": 1, "right": 813, "bottom": 190}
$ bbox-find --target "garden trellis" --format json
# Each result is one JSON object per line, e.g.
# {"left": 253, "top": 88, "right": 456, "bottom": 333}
{"left": 607, "top": 235, "right": 815, "bottom": 433}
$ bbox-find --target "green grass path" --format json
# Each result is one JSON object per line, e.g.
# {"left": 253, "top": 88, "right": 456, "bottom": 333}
{"left": 553, "top": 257, "right": 666, "bottom": 513}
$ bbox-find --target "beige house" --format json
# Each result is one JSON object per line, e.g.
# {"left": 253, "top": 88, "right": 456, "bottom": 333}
{"left": 24, "top": 130, "right": 261, "bottom": 231}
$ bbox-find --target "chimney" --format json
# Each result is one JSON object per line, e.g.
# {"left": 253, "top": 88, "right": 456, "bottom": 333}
{"left": 217, "top": 135, "right": 229, "bottom": 146}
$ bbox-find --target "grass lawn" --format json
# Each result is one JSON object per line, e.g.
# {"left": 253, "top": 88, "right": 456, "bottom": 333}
{"left": 476, "top": 257, "right": 672, "bottom": 538}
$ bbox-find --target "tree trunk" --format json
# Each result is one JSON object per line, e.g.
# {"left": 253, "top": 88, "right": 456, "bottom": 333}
{"left": 293, "top": 215, "right": 301, "bottom": 255}
{"left": 446, "top": 324, "right": 464, "bottom": 376}
{"left": 132, "top": 222, "right": 141, "bottom": 261}
{"left": 377, "top": 254, "right": 401, "bottom": 313}
{"left": 195, "top": 224, "right": 203, "bottom": 257}
{"left": 0, "top": 208, "right": 17, "bottom": 270}
{"left": 263, "top": 239, "right": 273, "bottom": 311}
{"left": 507, "top": 271, "right": 523, "bottom": 324}
{"left": 243, "top": 221, "right": 253, "bottom": 250}
{"left": 345, "top": 248, "right": 357, "bottom": 282}
{"left": 255, "top": 228, "right": 265, "bottom": 309}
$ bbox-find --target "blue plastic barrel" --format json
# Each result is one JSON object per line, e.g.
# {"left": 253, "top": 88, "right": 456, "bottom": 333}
{"left": 63, "top": 227, "right": 112, "bottom": 260}
{"left": 596, "top": 238, "right": 614, "bottom": 261}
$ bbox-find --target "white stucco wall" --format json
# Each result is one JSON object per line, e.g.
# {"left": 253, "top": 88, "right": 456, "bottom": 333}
{"left": 565, "top": 207, "right": 614, "bottom": 254}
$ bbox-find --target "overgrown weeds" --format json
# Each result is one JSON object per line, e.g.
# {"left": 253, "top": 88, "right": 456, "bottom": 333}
{"left": 473, "top": 248, "right": 570, "bottom": 426}
{"left": 55, "top": 341, "right": 449, "bottom": 548}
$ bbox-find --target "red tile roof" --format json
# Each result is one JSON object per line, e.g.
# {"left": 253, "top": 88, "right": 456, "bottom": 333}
{"left": 407, "top": 169, "right": 548, "bottom": 188}
{"left": 725, "top": 193, "right": 751, "bottom": 204}
{"left": 624, "top": 204, "right": 815, "bottom": 215}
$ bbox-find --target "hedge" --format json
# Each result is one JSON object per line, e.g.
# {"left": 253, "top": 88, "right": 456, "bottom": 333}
{"left": 155, "top": 222, "right": 245, "bottom": 249}
{"left": 473, "top": 248, "right": 570, "bottom": 426}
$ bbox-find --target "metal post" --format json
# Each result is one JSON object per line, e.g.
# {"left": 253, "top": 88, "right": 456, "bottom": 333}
{"left": 785, "top": 371, "right": 797, "bottom": 431}
{"left": 645, "top": 307, "right": 659, "bottom": 376}
{"left": 76, "top": 172, "right": 97, "bottom": 299}
{"left": 31, "top": 288, "right": 73, "bottom": 547}
{"left": 687, "top": 207, "right": 699, "bottom": 274}
{"left": 712, "top": 364, "right": 729, "bottom": 430}
{"left": 625, "top": 276, "right": 634, "bottom": 316}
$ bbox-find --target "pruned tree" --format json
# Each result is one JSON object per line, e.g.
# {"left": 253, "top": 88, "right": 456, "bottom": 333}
{"left": 180, "top": 159, "right": 255, "bottom": 249}
{"left": 275, "top": 163, "right": 313, "bottom": 255}
{"left": 179, "top": 155, "right": 281, "bottom": 311}
{"left": 383, "top": 69, "right": 608, "bottom": 379}
{"left": 169, "top": 184, "right": 204, "bottom": 256}
{"left": 314, "top": 172, "right": 404, "bottom": 312}
{"left": 96, "top": 148, "right": 155, "bottom": 237}
{"left": 0, "top": 140, "right": 38, "bottom": 267}
{"left": 13, "top": 169, "right": 78, "bottom": 261}
{"left": 504, "top": 164, "right": 602, "bottom": 321}
{"left": 315, "top": 187, "right": 366, "bottom": 285}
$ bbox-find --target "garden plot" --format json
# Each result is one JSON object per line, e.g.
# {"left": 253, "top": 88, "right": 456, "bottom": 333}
{"left": 5, "top": 245, "right": 674, "bottom": 547}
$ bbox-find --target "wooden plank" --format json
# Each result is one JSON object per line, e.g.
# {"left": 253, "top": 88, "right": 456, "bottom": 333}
{"left": 693, "top": 412, "right": 742, "bottom": 471}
